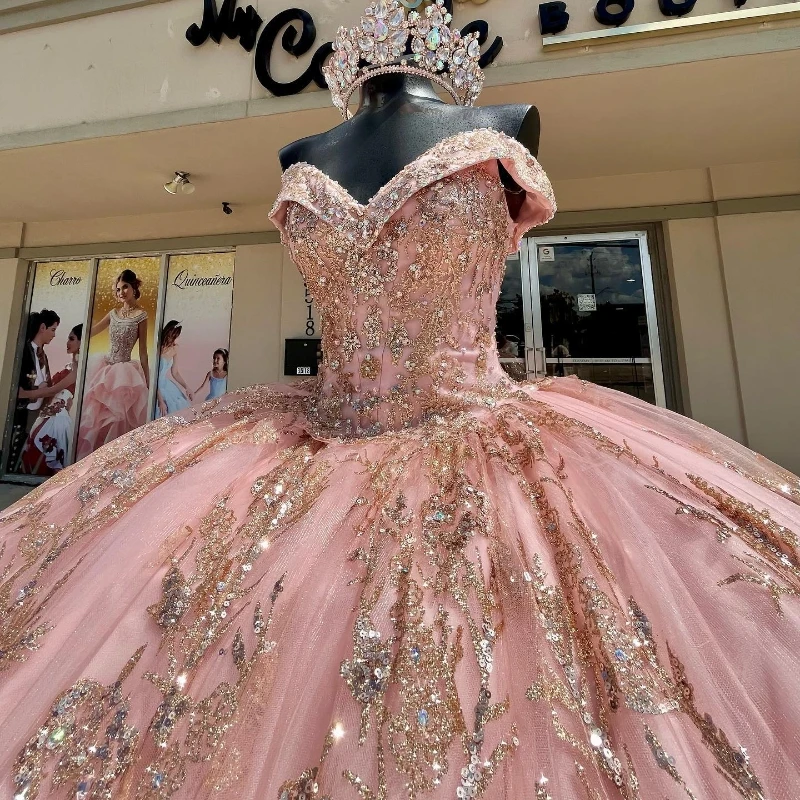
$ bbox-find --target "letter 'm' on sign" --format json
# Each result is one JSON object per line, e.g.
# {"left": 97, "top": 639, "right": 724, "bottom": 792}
{"left": 594, "top": 0, "right": 634, "bottom": 26}
{"left": 186, "top": 0, "right": 263, "bottom": 50}
{"left": 658, "top": 0, "right": 697, "bottom": 16}
{"left": 539, "top": 2, "right": 570, "bottom": 35}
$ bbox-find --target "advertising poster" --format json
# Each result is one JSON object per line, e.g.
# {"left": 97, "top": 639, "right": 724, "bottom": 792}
{"left": 75, "top": 256, "right": 161, "bottom": 460}
{"left": 5, "top": 260, "right": 93, "bottom": 476}
{"left": 155, "top": 252, "right": 234, "bottom": 417}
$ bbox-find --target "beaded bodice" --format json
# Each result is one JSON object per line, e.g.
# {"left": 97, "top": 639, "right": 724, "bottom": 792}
{"left": 107, "top": 308, "right": 146, "bottom": 364}
{"left": 269, "top": 129, "right": 556, "bottom": 438}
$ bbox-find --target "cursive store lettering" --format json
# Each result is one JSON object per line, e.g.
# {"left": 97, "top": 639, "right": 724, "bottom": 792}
{"left": 186, "top": 0, "right": 503, "bottom": 97}
{"left": 172, "top": 270, "right": 233, "bottom": 289}
{"left": 49, "top": 270, "right": 82, "bottom": 286}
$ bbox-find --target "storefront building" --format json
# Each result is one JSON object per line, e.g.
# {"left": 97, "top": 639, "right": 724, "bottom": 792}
{"left": 0, "top": 0, "right": 798, "bottom": 480}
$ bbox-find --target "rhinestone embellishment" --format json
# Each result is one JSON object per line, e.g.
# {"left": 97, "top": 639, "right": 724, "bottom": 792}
{"left": 323, "top": 0, "right": 484, "bottom": 119}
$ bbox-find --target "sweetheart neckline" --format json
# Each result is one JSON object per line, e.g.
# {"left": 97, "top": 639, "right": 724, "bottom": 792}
{"left": 279, "top": 127, "right": 525, "bottom": 212}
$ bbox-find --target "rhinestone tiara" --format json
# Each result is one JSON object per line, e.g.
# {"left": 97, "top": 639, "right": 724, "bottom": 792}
{"left": 322, "top": 0, "right": 485, "bottom": 119}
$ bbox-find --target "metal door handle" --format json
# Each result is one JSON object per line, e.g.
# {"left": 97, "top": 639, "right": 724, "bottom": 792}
{"left": 525, "top": 346, "right": 536, "bottom": 378}
{"left": 535, "top": 347, "right": 546, "bottom": 376}
{"left": 527, "top": 347, "right": 546, "bottom": 378}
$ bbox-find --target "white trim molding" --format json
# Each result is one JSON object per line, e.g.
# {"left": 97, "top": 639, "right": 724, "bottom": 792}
{"left": 542, "top": 2, "right": 800, "bottom": 50}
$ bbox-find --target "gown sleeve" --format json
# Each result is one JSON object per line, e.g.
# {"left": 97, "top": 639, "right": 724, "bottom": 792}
{"left": 496, "top": 139, "right": 557, "bottom": 254}
{"left": 268, "top": 194, "right": 290, "bottom": 248}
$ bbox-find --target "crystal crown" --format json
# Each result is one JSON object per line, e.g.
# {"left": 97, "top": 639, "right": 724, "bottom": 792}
{"left": 323, "top": 0, "right": 485, "bottom": 119}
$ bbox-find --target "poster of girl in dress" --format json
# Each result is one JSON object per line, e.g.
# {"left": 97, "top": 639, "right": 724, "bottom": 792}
{"left": 5, "top": 260, "right": 92, "bottom": 477}
{"left": 76, "top": 257, "right": 160, "bottom": 459}
{"left": 155, "top": 252, "right": 234, "bottom": 418}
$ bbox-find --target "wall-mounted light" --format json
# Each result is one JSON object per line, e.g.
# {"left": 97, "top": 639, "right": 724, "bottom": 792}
{"left": 164, "top": 171, "right": 195, "bottom": 195}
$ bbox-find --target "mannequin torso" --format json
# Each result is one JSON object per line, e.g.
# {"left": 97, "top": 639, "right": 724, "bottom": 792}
{"left": 278, "top": 74, "right": 540, "bottom": 205}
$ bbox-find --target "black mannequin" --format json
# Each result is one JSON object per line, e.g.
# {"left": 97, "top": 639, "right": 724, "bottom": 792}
{"left": 278, "top": 73, "right": 540, "bottom": 206}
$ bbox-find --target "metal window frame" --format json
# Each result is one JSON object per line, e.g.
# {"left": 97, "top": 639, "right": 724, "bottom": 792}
{"left": 498, "top": 250, "right": 540, "bottom": 378}
{"left": 0, "top": 247, "right": 234, "bottom": 485}
{"left": 521, "top": 230, "right": 668, "bottom": 408}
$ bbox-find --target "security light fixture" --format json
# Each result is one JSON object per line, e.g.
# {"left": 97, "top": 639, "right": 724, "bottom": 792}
{"left": 164, "top": 172, "right": 195, "bottom": 195}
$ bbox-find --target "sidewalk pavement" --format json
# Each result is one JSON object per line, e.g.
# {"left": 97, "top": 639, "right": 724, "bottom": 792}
{"left": 0, "top": 482, "right": 32, "bottom": 511}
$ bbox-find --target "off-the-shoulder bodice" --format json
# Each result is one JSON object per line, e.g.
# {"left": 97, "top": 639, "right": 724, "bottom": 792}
{"left": 269, "top": 128, "right": 556, "bottom": 438}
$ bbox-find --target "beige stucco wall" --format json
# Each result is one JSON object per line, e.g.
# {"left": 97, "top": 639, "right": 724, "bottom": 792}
{"left": 7, "top": 157, "right": 799, "bottom": 250}
{"left": 1, "top": 0, "right": 797, "bottom": 141}
{"left": 664, "top": 217, "right": 746, "bottom": 443}
{"left": 715, "top": 211, "right": 800, "bottom": 474}
{"left": 0, "top": 0, "right": 797, "bottom": 480}
{"left": 662, "top": 210, "right": 800, "bottom": 475}
{"left": 228, "top": 243, "right": 283, "bottom": 388}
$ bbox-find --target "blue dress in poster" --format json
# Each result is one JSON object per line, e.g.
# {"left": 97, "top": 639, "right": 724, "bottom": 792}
{"left": 205, "top": 374, "right": 227, "bottom": 400}
{"left": 156, "top": 356, "right": 190, "bottom": 417}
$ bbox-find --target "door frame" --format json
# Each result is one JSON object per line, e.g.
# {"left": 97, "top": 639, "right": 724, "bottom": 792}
{"left": 521, "top": 230, "right": 668, "bottom": 408}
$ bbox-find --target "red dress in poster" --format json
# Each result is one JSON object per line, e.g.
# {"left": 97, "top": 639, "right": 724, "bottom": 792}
{"left": 20, "top": 366, "right": 74, "bottom": 476}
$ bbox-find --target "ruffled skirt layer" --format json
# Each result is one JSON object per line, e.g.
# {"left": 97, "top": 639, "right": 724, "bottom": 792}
{"left": 76, "top": 356, "right": 148, "bottom": 459}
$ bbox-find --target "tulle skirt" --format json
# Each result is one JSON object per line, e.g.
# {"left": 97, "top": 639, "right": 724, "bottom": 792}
{"left": 76, "top": 356, "right": 148, "bottom": 460}
{"left": 1, "top": 376, "right": 799, "bottom": 800}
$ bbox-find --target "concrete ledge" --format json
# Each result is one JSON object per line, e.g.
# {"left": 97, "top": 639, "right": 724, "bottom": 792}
{"left": 0, "top": 481, "right": 33, "bottom": 507}
{"left": 0, "top": 0, "right": 170, "bottom": 35}
{"left": 0, "top": 102, "right": 251, "bottom": 151}
{"left": 17, "top": 230, "right": 281, "bottom": 260}
{"left": 716, "top": 195, "right": 800, "bottom": 215}
{"left": 542, "top": 194, "right": 800, "bottom": 229}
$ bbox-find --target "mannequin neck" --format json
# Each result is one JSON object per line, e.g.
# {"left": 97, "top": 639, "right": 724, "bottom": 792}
{"left": 355, "top": 73, "right": 442, "bottom": 113}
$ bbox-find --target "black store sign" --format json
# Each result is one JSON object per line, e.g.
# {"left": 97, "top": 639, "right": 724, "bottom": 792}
{"left": 186, "top": 0, "right": 503, "bottom": 97}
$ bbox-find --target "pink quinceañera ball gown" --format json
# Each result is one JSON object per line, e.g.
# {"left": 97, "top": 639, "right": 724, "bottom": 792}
{"left": 2, "top": 130, "right": 799, "bottom": 800}
{"left": 76, "top": 308, "right": 149, "bottom": 460}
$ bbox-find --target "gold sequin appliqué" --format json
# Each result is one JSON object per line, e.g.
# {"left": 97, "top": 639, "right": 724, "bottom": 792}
{"left": 4, "top": 128, "right": 792, "bottom": 800}
{"left": 12, "top": 489, "right": 294, "bottom": 800}
{"left": 269, "top": 128, "right": 555, "bottom": 440}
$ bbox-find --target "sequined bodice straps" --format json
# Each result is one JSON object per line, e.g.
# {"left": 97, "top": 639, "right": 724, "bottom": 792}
{"left": 270, "top": 128, "right": 555, "bottom": 254}
{"left": 107, "top": 309, "right": 146, "bottom": 364}
{"left": 268, "top": 128, "right": 556, "bottom": 438}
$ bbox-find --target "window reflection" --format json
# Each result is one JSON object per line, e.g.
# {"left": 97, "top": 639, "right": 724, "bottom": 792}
{"left": 493, "top": 238, "right": 661, "bottom": 404}
{"left": 538, "top": 241, "right": 648, "bottom": 360}
{"left": 496, "top": 255, "right": 527, "bottom": 382}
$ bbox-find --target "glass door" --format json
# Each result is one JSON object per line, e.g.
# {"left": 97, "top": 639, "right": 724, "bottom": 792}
{"left": 496, "top": 251, "right": 536, "bottom": 382}
{"left": 514, "top": 232, "right": 666, "bottom": 406}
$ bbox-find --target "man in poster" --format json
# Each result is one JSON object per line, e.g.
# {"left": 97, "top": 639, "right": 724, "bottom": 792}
{"left": 8, "top": 309, "right": 59, "bottom": 471}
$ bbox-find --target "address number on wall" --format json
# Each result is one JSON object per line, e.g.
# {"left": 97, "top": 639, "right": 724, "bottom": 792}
{"left": 296, "top": 366, "right": 312, "bottom": 375}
